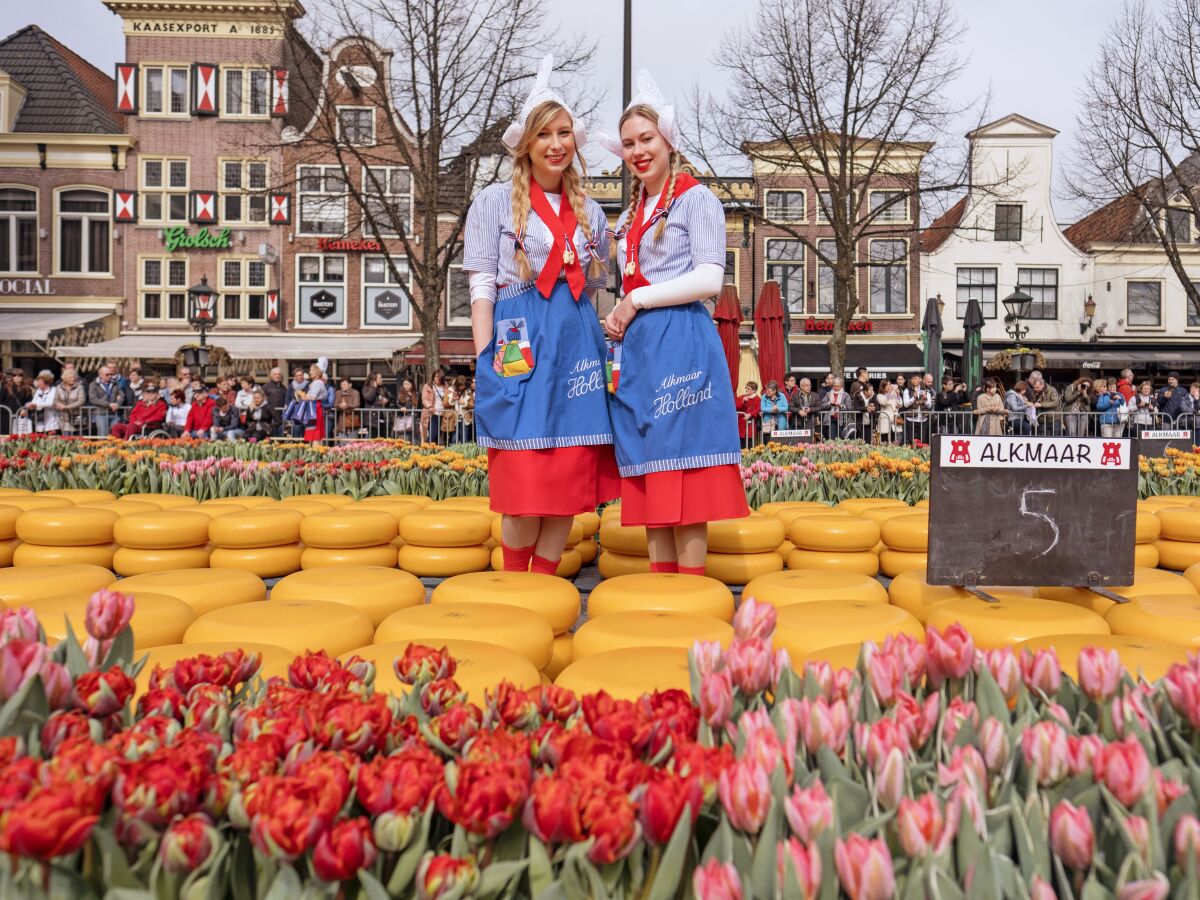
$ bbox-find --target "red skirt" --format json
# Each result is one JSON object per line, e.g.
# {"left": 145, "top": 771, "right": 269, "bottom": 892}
{"left": 489, "top": 445, "right": 620, "bottom": 516}
{"left": 303, "top": 404, "right": 325, "bottom": 442}
{"left": 620, "top": 463, "right": 749, "bottom": 527}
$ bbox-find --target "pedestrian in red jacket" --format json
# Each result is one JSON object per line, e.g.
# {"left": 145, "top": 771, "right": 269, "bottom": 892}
{"left": 111, "top": 384, "right": 167, "bottom": 439}
{"left": 184, "top": 389, "right": 215, "bottom": 439}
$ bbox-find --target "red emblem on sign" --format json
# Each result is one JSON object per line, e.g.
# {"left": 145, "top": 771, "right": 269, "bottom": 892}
{"left": 948, "top": 439, "right": 971, "bottom": 464}
{"left": 1101, "top": 442, "right": 1122, "bottom": 467}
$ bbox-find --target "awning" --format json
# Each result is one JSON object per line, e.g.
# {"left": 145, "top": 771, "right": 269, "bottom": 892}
{"left": 402, "top": 339, "right": 477, "bottom": 364}
{"left": 788, "top": 341, "right": 925, "bottom": 373}
{"left": 55, "top": 334, "right": 419, "bottom": 361}
{"left": 1040, "top": 348, "right": 1200, "bottom": 370}
{"left": 0, "top": 310, "right": 111, "bottom": 341}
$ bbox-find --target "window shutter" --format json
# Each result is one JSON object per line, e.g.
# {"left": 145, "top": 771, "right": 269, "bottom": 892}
{"left": 192, "top": 63, "right": 218, "bottom": 116}
{"left": 271, "top": 68, "right": 289, "bottom": 117}
{"left": 190, "top": 190, "right": 217, "bottom": 224}
{"left": 113, "top": 190, "right": 138, "bottom": 223}
{"left": 269, "top": 193, "right": 291, "bottom": 225}
{"left": 115, "top": 64, "right": 138, "bottom": 114}
{"left": 266, "top": 290, "right": 280, "bottom": 322}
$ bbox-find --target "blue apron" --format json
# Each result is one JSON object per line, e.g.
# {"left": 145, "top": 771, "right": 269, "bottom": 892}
{"left": 608, "top": 302, "right": 743, "bottom": 476}
{"left": 475, "top": 280, "right": 614, "bottom": 450}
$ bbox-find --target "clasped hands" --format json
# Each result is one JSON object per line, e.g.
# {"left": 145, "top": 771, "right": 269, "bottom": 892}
{"left": 603, "top": 295, "right": 638, "bottom": 340}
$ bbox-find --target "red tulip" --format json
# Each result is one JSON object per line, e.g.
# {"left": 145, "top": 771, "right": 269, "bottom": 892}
{"left": 84, "top": 588, "right": 135, "bottom": 642}
{"left": 1077, "top": 647, "right": 1121, "bottom": 702}
{"left": 160, "top": 813, "right": 221, "bottom": 874}
{"left": 925, "top": 624, "right": 975, "bottom": 687}
{"left": 487, "top": 681, "right": 539, "bottom": 729}
{"left": 312, "top": 817, "right": 377, "bottom": 883}
{"left": 534, "top": 684, "right": 578, "bottom": 722}
{"left": 1, "top": 784, "right": 99, "bottom": 859}
{"left": 313, "top": 692, "right": 391, "bottom": 754}
{"left": 394, "top": 644, "right": 456, "bottom": 686}
{"left": 692, "top": 858, "right": 743, "bottom": 900}
{"left": 356, "top": 745, "right": 444, "bottom": 817}
{"left": 420, "top": 678, "right": 466, "bottom": 716}
{"left": 1049, "top": 800, "right": 1094, "bottom": 872}
{"left": 220, "top": 734, "right": 286, "bottom": 788}
{"left": 463, "top": 728, "right": 532, "bottom": 769}
{"left": 72, "top": 666, "right": 135, "bottom": 718}
{"left": 39, "top": 711, "right": 93, "bottom": 756}
{"left": 1020, "top": 648, "right": 1063, "bottom": 695}
{"left": 581, "top": 692, "right": 652, "bottom": 750}
{"left": 137, "top": 687, "right": 186, "bottom": 721}
{"left": 149, "top": 649, "right": 261, "bottom": 693}
{"left": 577, "top": 781, "right": 640, "bottom": 865}
{"left": 435, "top": 760, "right": 529, "bottom": 839}
{"left": 835, "top": 833, "right": 896, "bottom": 900}
{"left": 1093, "top": 736, "right": 1151, "bottom": 808}
{"left": 881, "top": 633, "right": 927, "bottom": 687}
{"left": 777, "top": 837, "right": 821, "bottom": 900}
{"left": 523, "top": 774, "right": 584, "bottom": 844}
{"left": 639, "top": 769, "right": 702, "bottom": 845}
{"left": 430, "top": 702, "right": 482, "bottom": 752}
{"left": 416, "top": 853, "right": 479, "bottom": 900}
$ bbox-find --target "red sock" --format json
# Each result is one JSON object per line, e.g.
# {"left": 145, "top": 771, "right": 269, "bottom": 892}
{"left": 529, "top": 554, "right": 560, "bottom": 575}
{"left": 502, "top": 544, "right": 535, "bottom": 572}
{"left": 678, "top": 565, "right": 707, "bottom": 576}
{"left": 650, "top": 561, "right": 679, "bottom": 573}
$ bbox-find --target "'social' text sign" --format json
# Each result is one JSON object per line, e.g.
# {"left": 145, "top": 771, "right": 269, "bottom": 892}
{"left": 927, "top": 435, "right": 1137, "bottom": 587}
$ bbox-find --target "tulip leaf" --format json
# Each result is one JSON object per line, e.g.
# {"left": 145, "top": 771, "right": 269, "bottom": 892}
{"left": 930, "top": 866, "right": 965, "bottom": 900}
{"left": 93, "top": 826, "right": 140, "bottom": 889}
{"left": 62, "top": 619, "right": 91, "bottom": 679}
{"left": 750, "top": 796, "right": 780, "bottom": 899}
{"left": 1010, "top": 796, "right": 1049, "bottom": 883}
{"left": 263, "top": 865, "right": 302, "bottom": 900}
{"left": 356, "top": 871, "right": 390, "bottom": 900}
{"left": 964, "top": 848, "right": 1000, "bottom": 900}
{"left": 974, "top": 664, "right": 1009, "bottom": 725}
{"left": 103, "top": 890, "right": 155, "bottom": 900}
{"left": 229, "top": 835, "right": 255, "bottom": 900}
{"left": 477, "top": 860, "right": 528, "bottom": 900}
{"left": 102, "top": 625, "right": 135, "bottom": 670}
{"left": 645, "top": 803, "right": 693, "bottom": 900}
{"left": 0, "top": 673, "right": 36, "bottom": 736}
{"left": 1078, "top": 870, "right": 1114, "bottom": 900}
{"left": 528, "top": 836, "right": 554, "bottom": 899}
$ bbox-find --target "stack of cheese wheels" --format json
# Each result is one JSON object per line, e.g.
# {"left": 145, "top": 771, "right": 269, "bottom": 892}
{"left": 756, "top": 502, "right": 830, "bottom": 561}
{"left": 0, "top": 504, "right": 22, "bottom": 567}
{"left": 1039, "top": 566, "right": 1198, "bottom": 615}
{"left": 488, "top": 516, "right": 584, "bottom": 577}
{"left": 1152, "top": 506, "right": 1200, "bottom": 571}
{"left": 397, "top": 510, "right": 490, "bottom": 577}
{"left": 108, "top": 569, "right": 265, "bottom": 616}
{"left": 120, "top": 494, "right": 200, "bottom": 510}
{"left": 38, "top": 488, "right": 116, "bottom": 504}
{"left": 773, "top": 599, "right": 923, "bottom": 662}
{"left": 576, "top": 512, "right": 601, "bottom": 566}
{"left": 926, "top": 595, "right": 1110, "bottom": 650}
{"left": 135, "top": 641, "right": 293, "bottom": 697}
{"left": 703, "top": 515, "right": 785, "bottom": 584}
{"left": 300, "top": 509, "right": 398, "bottom": 569}
{"left": 352, "top": 638, "right": 540, "bottom": 700}
{"left": 13, "top": 506, "right": 120, "bottom": 568}
{"left": 1017, "top": 633, "right": 1190, "bottom": 683}
{"left": 278, "top": 498, "right": 337, "bottom": 516}
{"left": 1135, "top": 510, "right": 1162, "bottom": 569}
{"left": 888, "top": 570, "right": 1038, "bottom": 623}
{"left": 271, "top": 566, "right": 424, "bottom": 628}
{"left": 836, "top": 498, "right": 909, "bottom": 515}
{"left": 557, "top": 646, "right": 691, "bottom": 700}
{"left": 113, "top": 510, "right": 212, "bottom": 575}
{"left": 787, "top": 514, "right": 880, "bottom": 575}
{"left": 0, "top": 564, "right": 114, "bottom": 607}
{"left": 78, "top": 500, "right": 162, "bottom": 518}
{"left": 1105, "top": 593, "right": 1200, "bottom": 649}
{"left": 185, "top": 599, "right": 374, "bottom": 657}
{"left": 573, "top": 610, "right": 733, "bottom": 658}
{"left": 29, "top": 590, "right": 195, "bottom": 650}
{"left": 360, "top": 494, "right": 433, "bottom": 509}
{"left": 210, "top": 508, "right": 305, "bottom": 578}
{"left": 597, "top": 518, "right": 651, "bottom": 578}
{"left": 286, "top": 493, "right": 356, "bottom": 508}
{"left": 878, "top": 513, "right": 931, "bottom": 577}
{"left": 351, "top": 498, "right": 424, "bottom": 552}
{"left": 588, "top": 572, "right": 735, "bottom": 621}
{"left": 431, "top": 572, "right": 581, "bottom": 681}
{"left": 743, "top": 569, "right": 889, "bottom": 610}
{"left": 376, "top": 601, "right": 554, "bottom": 671}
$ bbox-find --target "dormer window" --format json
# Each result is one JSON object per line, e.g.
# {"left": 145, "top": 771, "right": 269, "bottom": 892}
{"left": 337, "top": 107, "right": 374, "bottom": 146}
{"left": 1167, "top": 207, "right": 1192, "bottom": 243}
{"left": 994, "top": 204, "right": 1022, "bottom": 241}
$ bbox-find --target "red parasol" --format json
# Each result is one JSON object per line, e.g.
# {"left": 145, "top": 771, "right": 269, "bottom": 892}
{"left": 713, "top": 284, "right": 742, "bottom": 393}
{"left": 754, "top": 280, "right": 786, "bottom": 388}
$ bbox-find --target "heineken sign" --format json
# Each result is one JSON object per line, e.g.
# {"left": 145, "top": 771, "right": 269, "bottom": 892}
{"left": 162, "top": 226, "right": 232, "bottom": 253}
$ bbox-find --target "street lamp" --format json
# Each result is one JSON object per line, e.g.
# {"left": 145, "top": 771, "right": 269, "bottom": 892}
{"left": 1080, "top": 295, "right": 1097, "bottom": 335}
{"left": 186, "top": 275, "right": 218, "bottom": 380}
{"left": 1002, "top": 287, "right": 1033, "bottom": 343}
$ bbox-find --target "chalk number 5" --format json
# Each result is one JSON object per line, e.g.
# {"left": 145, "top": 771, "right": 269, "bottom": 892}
{"left": 1020, "top": 488, "right": 1059, "bottom": 559}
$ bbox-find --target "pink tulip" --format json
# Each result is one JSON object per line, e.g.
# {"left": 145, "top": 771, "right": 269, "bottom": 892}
{"left": 951, "top": 782, "right": 987, "bottom": 839}
{"left": 1174, "top": 814, "right": 1200, "bottom": 866}
{"left": 733, "top": 596, "right": 776, "bottom": 642}
{"left": 1045, "top": 702, "right": 1071, "bottom": 727}
{"left": 897, "top": 793, "right": 956, "bottom": 857}
{"left": 1154, "top": 770, "right": 1187, "bottom": 818}
{"left": 0, "top": 639, "right": 49, "bottom": 702}
{"left": 1067, "top": 734, "right": 1106, "bottom": 777}
{"left": 864, "top": 717, "right": 910, "bottom": 770}
{"left": 1022, "top": 721, "right": 1069, "bottom": 787}
{"left": 977, "top": 648, "right": 1020, "bottom": 703}
{"left": 873, "top": 747, "right": 906, "bottom": 811}
{"left": 943, "top": 697, "right": 979, "bottom": 746}
{"left": 84, "top": 589, "right": 135, "bottom": 642}
{"left": 776, "top": 838, "right": 821, "bottom": 899}
{"left": 1111, "top": 688, "right": 1152, "bottom": 739}
{"left": 835, "top": 834, "right": 896, "bottom": 900}
{"left": 740, "top": 709, "right": 789, "bottom": 783}
{"left": 977, "top": 718, "right": 1010, "bottom": 775}
{"left": 926, "top": 624, "right": 975, "bottom": 687}
{"left": 892, "top": 692, "right": 939, "bottom": 749}
{"left": 1078, "top": 647, "right": 1122, "bottom": 702}
{"left": 784, "top": 780, "right": 834, "bottom": 843}
{"left": 725, "top": 638, "right": 774, "bottom": 695}
{"left": 1117, "top": 875, "right": 1169, "bottom": 900}
{"left": 691, "top": 641, "right": 724, "bottom": 678}
{"left": 699, "top": 670, "right": 733, "bottom": 730}
{"left": 776, "top": 698, "right": 803, "bottom": 771}
{"left": 1030, "top": 876, "right": 1056, "bottom": 900}
{"left": 1050, "top": 800, "right": 1095, "bottom": 872}
{"left": 1163, "top": 662, "right": 1200, "bottom": 728}
{"left": 882, "top": 633, "right": 926, "bottom": 687}
{"left": 692, "top": 859, "right": 742, "bottom": 900}
{"left": 717, "top": 759, "right": 771, "bottom": 834}
{"left": 771, "top": 648, "right": 791, "bottom": 691}
{"left": 40, "top": 662, "right": 72, "bottom": 711}
{"left": 0, "top": 608, "right": 39, "bottom": 645}
{"left": 865, "top": 645, "right": 904, "bottom": 707}
{"left": 803, "top": 661, "right": 833, "bottom": 698}
{"left": 1020, "top": 648, "right": 1062, "bottom": 696}
{"left": 1093, "top": 736, "right": 1151, "bottom": 808}
{"left": 1124, "top": 815, "right": 1151, "bottom": 863}
{"left": 938, "top": 746, "right": 987, "bottom": 795}
{"left": 796, "top": 697, "right": 850, "bottom": 756}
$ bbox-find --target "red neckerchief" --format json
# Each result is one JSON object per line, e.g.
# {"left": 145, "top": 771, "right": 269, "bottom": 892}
{"left": 528, "top": 181, "right": 586, "bottom": 300}
{"left": 621, "top": 171, "right": 701, "bottom": 293}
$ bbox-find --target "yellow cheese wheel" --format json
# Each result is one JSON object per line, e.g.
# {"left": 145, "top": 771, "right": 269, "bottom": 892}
{"left": 1141, "top": 495, "right": 1192, "bottom": 507}
{"left": 302, "top": 545, "right": 397, "bottom": 569}
{"left": 598, "top": 521, "right": 649, "bottom": 556}
{"left": 1155, "top": 539, "right": 1200, "bottom": 571}
{"left": 209, "top": 544, "right": 304, "bottom": 578}
{"left": 78, "top": 500, "right": 159, "bottom": 517}
{"left": 276, "top": 499, "right": 336, "bottom": 515}
{"left": 759, "top": 501, "right": 834, "bottom": 518}
{"left": 576, "top": 538, "right": 598, "bottom": 565}
{"left": 744, "top": 569, "right": 888, "bottom": 608}
{"left": 431, "top": 571, "right": 581, "bottom": 632}
{"left": 375, "top": 601, "right": 554, "bottom": 670}
{"left": 1136, "top": 511, "right": 1162, "bottom": 544}
{"left": 0, "top": 505, "right": 20, "bottom": 540}
{"left": 1104, "top": 594, "right": 1200, "bottom": 648}
{"left": 198, "top": 499, "right": 252, "bottom": 512}
{"left": 775, "top": 600, "right": 924, "bottom": 659}
{"left": 836, "top": 498, "right": 908, "bottom": 515}
{"left": 286, "top": 493, "right": 356, "bottom": 508}
{"left": 0, "top": 497, "right": 72, "bottom": 514}
{"left": 776, "top": 540, "right": 796, "bottom": 560}
{"left": 1186, "top": 562, "right": 1200, "bottom": 594}
{"left": 0, "top": 564, "right": 113, "bottom": 607}
{"left": 399, "top": 510, "right": 491, "bottom": 548}
{"left": 789, "top": 516, "right": 880, "bottom": 552}
{"left": 926, "top": 596, "right": 1110, "bottom": 650}
{"left": 39, "top": 489, "right": 116, "bottom": 504}
{"left": 914, "top": 499, "right": 930, "bottom": 508}
{"left": 189, "top": 506, "right": 246, "bottom": 521}
{"left": 704, "top": 551, "right": 783, "bottom": 585}
{"left": 122, "top": 494, "right": 200, "bottom": 510}
{"left": 598, "top": 552, "right": 652, "bottom": 579}
{"left": 888, "top": 572, "right": 1039, "bottom": 623}
{"left": 577, "top": 512, "right": 601, "bottom": 537}
{"left": 209, "top": 508, "right": 304, "bottom": 549}
{"left": 16, "top": 507, "right": 118, "bottom": 546}
{"left": 397, "top": 544, "right": 489, "bottom": 577}
{"left": 801, "top": 642, "right": 864, "bottom": 672}
{"left": 113, "top": 545, "right": 211, "bottom": 576}
{"left": 429, "top": 496, "right": 494, "bottom": 512}
{"left": 186, "top": 599, "right": 374, "bottom": 657}
{"left": 556, "top": 646, "right": 691, "bottom": 701}
{"left": 271, "top": 566, "right": 424, "bottom": 626}
{"left": 708, "top": 516, "right": 787, "bottom": 554}
{"left": 573, "top": 611, "right": 734, "bottom": 659}
{"left": 787, "top": 548, "right": 880, "bottom": 576}
{"left": 14, "top": 542, "right": 117, "bottom": 569}
{"left": 31, "top": 591, "right": 196, "bottom": 650}
{"left": 115, "top": 511, "right": 211, "bottom": 550}
{"left": 301, "top": 510, "right": 398, "bottom": 549}
{"left": 0, "top": 488, "right": 31, "bottom": 496}
{"left": 355, "top": 638, "right": 540, "bottom": 700}
{"left": 108, "top": 569, "right": 265, "bottom": 616}
{"left": 554, "top": 548, "right": 582, "bottom": 578}
{"left": 360, "top": 494, "right": 433, "bottom": 508}
{"left": 1156, "top": 508, "right": 1200, "bottom": 543}
{"left": 879, "top": 514, "right": 930, "bottom": 553}
{"left": 1135, "top": 543, "right": 1160, "bottom": 569}
{"left": 1016, "top": 633, "right": 1190, "bottom": 683}
{"left": 776, "top": 507, "right": 850, "bottom": 534}
{"left": 1039, "top": 567, "right": 1198, "bottom": 614}
{"left": 588, "top": 572, "right": 735, "bottom": 622}
{"left": 0, "top": 539, "right": 17, "bottom": 567}
{"left": 879, "top": 549, "right": 928, "bottom": 578}
{"left": 488, "top": 516, "right": 583, "bottom": 547}
{"left": 352, "top": 499, "right": 423, "bottom": 526}
{"left": 544, "top": 633, "right": 573, "bottom": 679}
{"left": 601, "top": 503, "right": 622, "bottom": 522}
{"left": 136, "top": 642, "right": 293, "bottom": 697}
{"left": 859, "top": 506, "right": 922, "bottom": 527}
{"left": 225, "top": 497, "right": 277, "bottom": 509}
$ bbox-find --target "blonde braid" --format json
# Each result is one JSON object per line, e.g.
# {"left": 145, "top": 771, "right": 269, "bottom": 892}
{"left": 653, "top": 152, "right": 682, "bottom": 241}
{"left": 562, "top": 167, "right": 604, "bottom": 280}
{"left": 510, "top": 156, "right": 533, "bottom": 282}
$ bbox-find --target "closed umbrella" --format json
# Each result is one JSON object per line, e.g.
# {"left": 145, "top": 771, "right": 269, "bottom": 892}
{"left": 754, "top": 281, "right": 786, "bottom": 389}
{"left": 921, "top": 296, "right": 944, "bottom": 380}
{"left": 963, "top": 297, "right": 985, "bottom": 396}
{"left": 713, "top": 284, "right": 741, "bottom": 394}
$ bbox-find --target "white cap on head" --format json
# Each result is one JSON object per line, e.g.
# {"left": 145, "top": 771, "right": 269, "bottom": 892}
{"left": 595, "top": 69, "right": 680, "bottom": 158}
{"left": 501, "top": 54, "right": 587, "bottom": 152}
{"left": 316, "top": 357, "right": 329, "bottom": 373}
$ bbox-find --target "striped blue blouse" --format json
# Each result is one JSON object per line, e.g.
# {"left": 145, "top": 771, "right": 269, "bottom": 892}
{"left": 616, "top": 185, "right": 727, "bottom": 283}
{"left": 463, "top": 181, "right": 609, "bottom": 292}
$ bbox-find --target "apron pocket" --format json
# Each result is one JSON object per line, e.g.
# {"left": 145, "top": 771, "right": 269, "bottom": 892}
{"left": 492, "top": 316, "right": 536, "bottom": 378}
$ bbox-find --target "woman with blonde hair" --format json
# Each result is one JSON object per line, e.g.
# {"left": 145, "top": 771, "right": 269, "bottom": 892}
{"left": 597, "top": 71, "right": 748, "bottom": 575}
{"left": 463, "top": 55, "right": 617, "bottom": 575}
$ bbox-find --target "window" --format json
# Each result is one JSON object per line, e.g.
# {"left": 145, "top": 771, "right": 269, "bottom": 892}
{"left": 869, "top": 191, "right": 908, "bottom": 223}
{"left": 363, "top": 255, "right": 412, "bottom": 327}
{"left": 956, "top": 267, "right": 998, "bottom": 318}
{"left": 362, "top": 166, "right": 412, "bottom": 236}
{"left": 1167, "top": 208, "right": 1193, "bottom": 244}
{"left": 140, "top": 157, "right": 189, "bottom": 223}
{"left": 764, "top": 190, "right": 806, "bottom": 222}
{"left": 724, "top": 249, "right": 738, "bottom": 285}
{"left": 140, "top": 257, "right": 188, "bottom": 321}
{"left": 817, "top": 190, "right": 854, "bottom": 224}
{"left": 297, "top": 255, "right": 346, "bottom": 326}
{"left": 1127, "top": 281, "right": 1162, "bottom": 326}
{"left": 1017, "top": 268, "right": 1058, "bottom": 320}
{"left": 219, "top": 258, "right": 268, "bottom": 322}
{"left": 868, "top": 240, "right": 907, "bottom": 314}
{"left": 221, "top": 159, "right": 268, "bottom": 224}
{"left": 143, "top": 65, "right": 188, "bottom": 116}
{"left": 0, "top": 188, "right": 37, "bottom": 273}
{"left": 222, "top": 67, "right": 270, "bottom": 118}
{"left": 337, "top": 108, "right": 374, "bottom": 146}
{"left": 446, "top": 250, "right": 471, "bottom": 325}
{"left": 1189, "top": 282, "right": 1200, "bottom": 327}
{"left": 816, "top": 239, "right": 837, "bottom": 315}
{"left": 765, "top": 238, "right": 805, "bottom": 314}
{"left": 57, "top": 189, "right": 109, "bottom": 274}
{"left": 994, "top": 204, "right": 1022, "bottom": 241}
{"left": 298, "top": 166, "right": 348, "bottom": 236}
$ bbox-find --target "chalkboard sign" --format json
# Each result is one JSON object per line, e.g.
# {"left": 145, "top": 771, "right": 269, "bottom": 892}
{"left": 927, "top": 434, "right": 1137, "bottom": 587}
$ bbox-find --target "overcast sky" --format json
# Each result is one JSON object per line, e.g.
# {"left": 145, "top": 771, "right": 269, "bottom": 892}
{"left": 4, "top": 0, "right": 1125, "bottom": 219}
